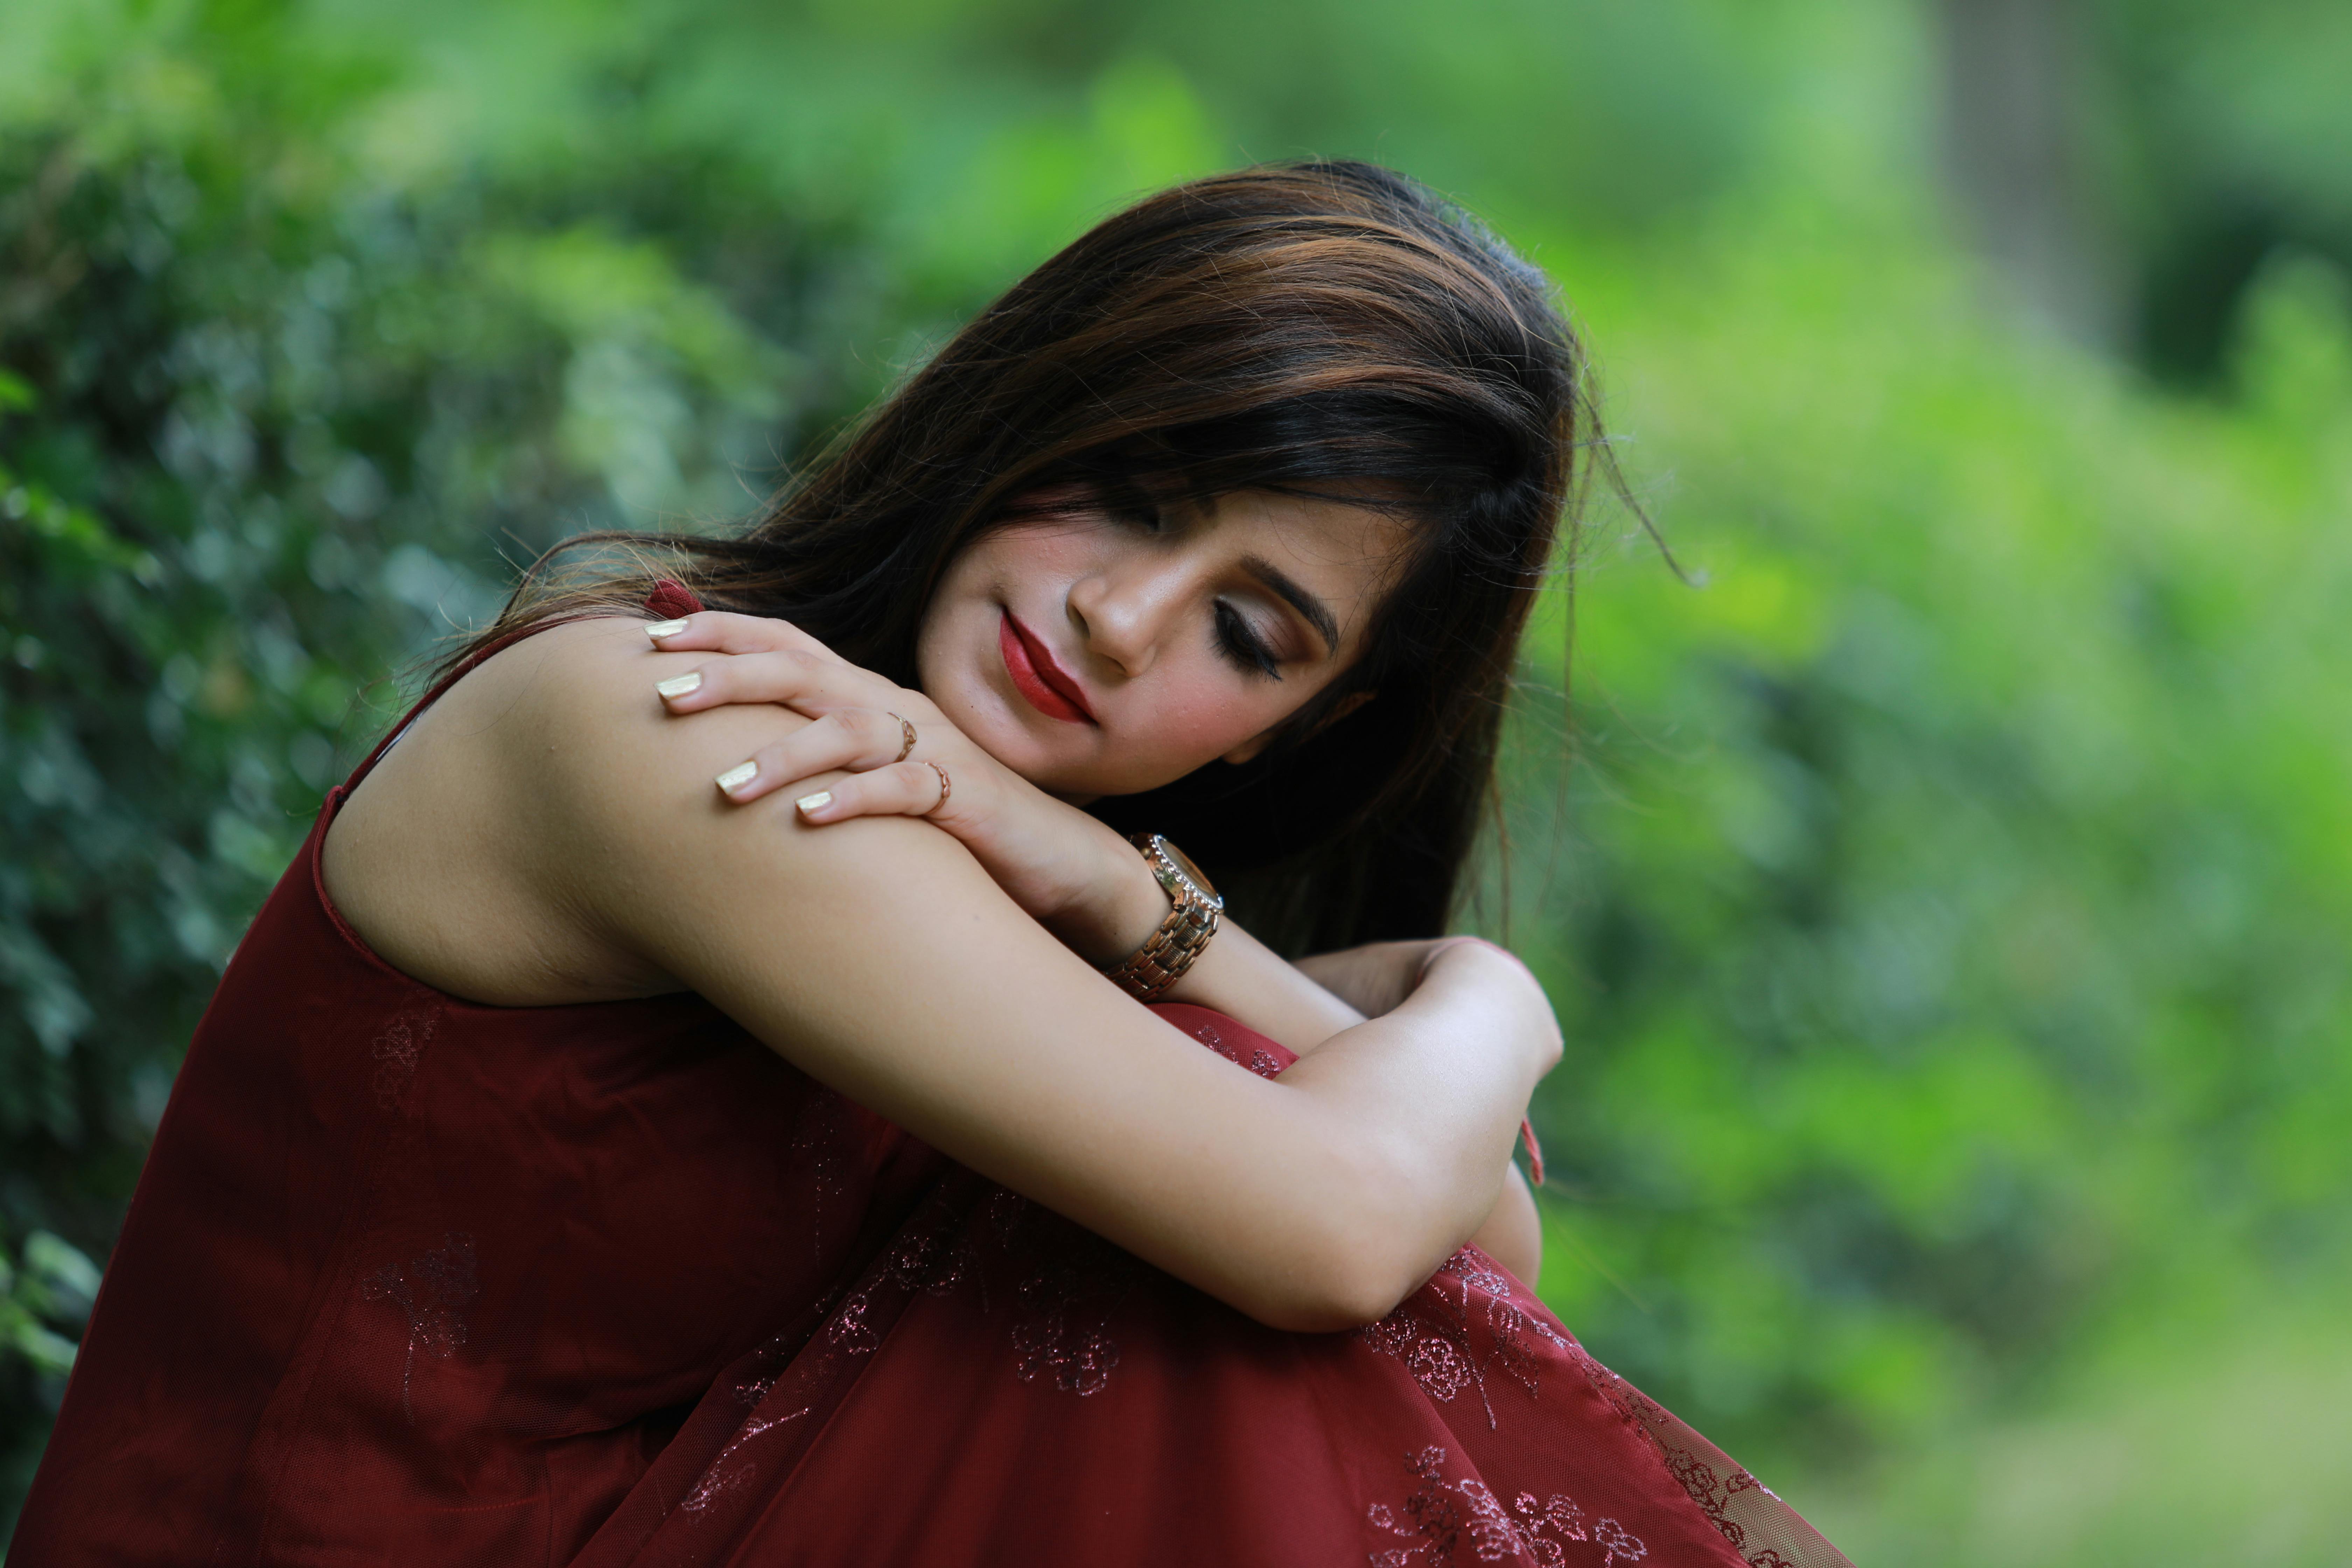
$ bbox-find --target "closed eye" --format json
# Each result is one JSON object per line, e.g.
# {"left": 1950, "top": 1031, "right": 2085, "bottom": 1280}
{"left": 1214, "top": 601, "right": 1282, "bottom": 680}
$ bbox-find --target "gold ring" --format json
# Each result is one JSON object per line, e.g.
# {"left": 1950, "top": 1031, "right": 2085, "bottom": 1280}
{"left": 925, "top": 761, "right": 952, "bottom": 812}
{"left": 888, "top": 712, "right": 916, "bottom": 764}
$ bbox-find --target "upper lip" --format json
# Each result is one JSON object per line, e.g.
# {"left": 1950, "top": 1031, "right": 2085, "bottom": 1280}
{"left": 1004, "top": 611, "right": 1097, "bottom": 722}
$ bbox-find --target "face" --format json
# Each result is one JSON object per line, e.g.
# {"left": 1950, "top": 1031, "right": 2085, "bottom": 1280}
{"left": 915, "top": 488, "right": 1413, "bottom": 802}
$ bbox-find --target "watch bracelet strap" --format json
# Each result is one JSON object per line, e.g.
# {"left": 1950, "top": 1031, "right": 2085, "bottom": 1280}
{"left": 1102, "top": 841, "right": 1221, "bottom": 1003}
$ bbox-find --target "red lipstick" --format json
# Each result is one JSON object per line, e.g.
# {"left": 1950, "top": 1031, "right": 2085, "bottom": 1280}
{"left": 999, "top": 611, "right": 1095, "bottom": 723}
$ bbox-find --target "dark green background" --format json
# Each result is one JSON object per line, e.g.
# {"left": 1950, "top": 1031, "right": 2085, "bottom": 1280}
{"left": 5, "top": 1, "right": 2349, "bottom": 1558}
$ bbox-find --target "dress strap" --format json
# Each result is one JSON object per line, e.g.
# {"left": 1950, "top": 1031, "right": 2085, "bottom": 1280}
{"left": 645, "top": 577, "right": 703, "bottom": 621}
{"left": 338, "top": 578, "right": 706, "bottom": 797}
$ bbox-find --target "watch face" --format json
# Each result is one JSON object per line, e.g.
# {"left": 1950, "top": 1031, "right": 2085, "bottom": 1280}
{"left": 1158, "top": 838, "right": 1220, "bottom": 904}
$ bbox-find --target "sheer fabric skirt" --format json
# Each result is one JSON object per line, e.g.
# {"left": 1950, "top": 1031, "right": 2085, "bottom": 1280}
{"left": 578, "top": 1009, "right": 1851, "bottom": 1568}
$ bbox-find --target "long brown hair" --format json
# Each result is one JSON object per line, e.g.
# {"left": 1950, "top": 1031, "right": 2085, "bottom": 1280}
{"left": 464, "top": 161, "right": 1597, "bottom": 956}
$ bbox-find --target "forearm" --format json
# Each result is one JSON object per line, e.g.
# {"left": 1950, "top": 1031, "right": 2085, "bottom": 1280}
{"left": 1115, "top": 885, "right": 1544, "bottom": 1278}
{"left": 1162, "top": 918, "right": 1365, "bottom": 1053}
{"left": 1468, "top": 1162, "right": 1541, "bottom": 1282}
{"left": 623, "top": 811, "right": 1545, "bottom": 1327}
{"left": 1050, "top": 826, "right": 1364, "bottom": 1053}
{"left": 1267, "top": 943, "right": 1560, "bottom": 1313}
{"left": 1164, "top": 928, "right": 1545, "bottom": 1280}
{"left": 843, "top": 812, "right": 1539, "bottom": 1295}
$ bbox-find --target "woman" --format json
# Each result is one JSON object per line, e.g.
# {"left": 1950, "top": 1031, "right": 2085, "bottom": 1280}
{"left": 13, "top": 163, "right": 1847, "bottom": 1565}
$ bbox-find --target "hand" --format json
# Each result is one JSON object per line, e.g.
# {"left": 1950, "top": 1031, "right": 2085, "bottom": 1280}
{"left": 1293, "top": 940, "right": 1450, "bottom": 1018}
{"left": 644, "top": 611, "right": 1169, "bottom": 963}
{"left": 1293, "top": 936, "right": 1523, "bottom": 1020}
{"left": 1391, "top": 938, "right": 1558, "bottom": 1188}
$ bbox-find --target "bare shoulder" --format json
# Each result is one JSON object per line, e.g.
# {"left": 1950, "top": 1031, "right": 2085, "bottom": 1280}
{"left": 323, "top": 615, "right": 826, "bottom": 1005}
{"left": 327, "top": 615, "right": 1005, "bottom": 1008}
{"left": 406, "top": 614, "right": 715, "bottom": 760}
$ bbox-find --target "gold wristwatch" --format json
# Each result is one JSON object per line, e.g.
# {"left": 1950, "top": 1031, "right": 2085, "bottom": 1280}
{"left": 1102, "top": 833, "right": 1223, "bottom": 1002}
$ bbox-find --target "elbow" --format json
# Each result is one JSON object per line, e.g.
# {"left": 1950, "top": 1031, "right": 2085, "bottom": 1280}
{"left": 1260, "top": 1233, "right": 1428, "bottom": 1334}
{"left": 1296, "top": 1260, "right": 1423, "bottom": 1334}
{"left": 1234, "top": 1149, "right": 1448, "bottom": 1334}
{"left": 1236, "top": 1264, "right": 1414, "bottom": 1336}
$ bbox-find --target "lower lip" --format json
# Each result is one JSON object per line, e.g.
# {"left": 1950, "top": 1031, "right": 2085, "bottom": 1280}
{"left": 999, "top": 613, "right": 1091, "bottom": 724}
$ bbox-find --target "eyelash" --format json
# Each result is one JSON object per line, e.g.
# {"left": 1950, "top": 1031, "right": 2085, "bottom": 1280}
{"left": 1214, "top": 601, "right": 1282, "bottom": 680}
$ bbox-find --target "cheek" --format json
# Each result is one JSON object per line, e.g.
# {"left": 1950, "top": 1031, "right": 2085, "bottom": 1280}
{"left": 919, "top": 533, "right": 1047, "bottom": 673}
{"left": 1126, "top": 660, "right": 1304, "bottom": 763}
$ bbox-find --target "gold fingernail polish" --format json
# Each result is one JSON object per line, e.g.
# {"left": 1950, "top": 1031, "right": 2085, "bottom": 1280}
{"left": 656, "top": 672, "right": 702, "bottom": 699}
{"left": 645, "top": 618, "right": 689, "bottom": 639}
{"left": 794, "top": 790, "right": 832, "bottom": 814}
{"left": 715, "top": 761, "right": 758, "bottom": 794}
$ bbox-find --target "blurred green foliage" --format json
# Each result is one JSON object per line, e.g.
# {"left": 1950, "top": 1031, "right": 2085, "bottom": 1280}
{"left": 1517, "top": 204, "right": 2352, "bottom": 1562}
{"left": 3, "top": 0, "right": 2348, "bottom": 1558}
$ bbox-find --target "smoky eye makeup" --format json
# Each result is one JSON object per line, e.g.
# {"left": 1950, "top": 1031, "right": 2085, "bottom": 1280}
{"left": 1234, "top": 555, "right": 1339, "bottom": 658}
{"left": 1213, "top": 600, "right": 1283, "bottom": 679}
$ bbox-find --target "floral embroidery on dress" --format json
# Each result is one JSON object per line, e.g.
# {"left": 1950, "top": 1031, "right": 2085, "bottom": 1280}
{"left": 883, "top": 1225, "right": 977, "bottom": 1297}
{"left": 1512, "top": 1493, "right": 1591, "bottom": 1559}
{"left": 1177, "top": 1015, "right": 1290, "bottom": 1082}
{"left": 817, "top": 1011, "right": 1274, "bottom": 1403}
{"left": 1565, "top": 1340, "right": 1798, "bottom": 1568}
{"left": 826, "top": 1211, "right": 975, "bottom": 1356}
{"left": 362, "top": 1231, "right": 477, "bottom": 1420}
{"left": 1660, "top": 1450, "right": 1776, "bottom": 1558}
{"left": 1009, "top": 1224, "right": 1136, "bottom": 1395}
{"left": 369, "top": 1010, "right": 435, "bottom": 1112}
{"left": 1590, "top": 1519, "right": 1649, "bottom": 1566}
{"left": 1357, "top": 1248, "right": 1569, "bottom": 1428}
{"left": 1365, "top": 1446, "right": 1644, "bottom": 1567}
{"left": 678, "top": 1403, "right": 812, "bottom": 1513}
{"left": 678, "top": 1325, "right": 833, "bottom": 1518}
{"left": 686, "top": 1170, "right": 1143, "bottom": 1533}
{"left": 801, "top": 1174, "right": 1138, "bottom": 1396}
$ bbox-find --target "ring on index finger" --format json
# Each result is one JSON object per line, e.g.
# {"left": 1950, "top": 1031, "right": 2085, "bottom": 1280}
{"left": 924, "top": 761, "right": 952, "bottom": 814}
{"left": 887, "top": 712, "right": 917, "bottom": 764}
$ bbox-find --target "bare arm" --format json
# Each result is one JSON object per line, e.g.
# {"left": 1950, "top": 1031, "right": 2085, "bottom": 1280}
{"left": 1467, "top": 1164, "right": 1541, "bottom": 1281}
{"left": 931, "top": 820, "right": 1549, "bottom": 1277}
{"left": 1293, "top": 939, "right": 1544, "bottom": 1281}
{"left": 631, "top": 609, "right": 1545, "bottom": 1269}
{"left": 338, "top": 620, "right": 1561, "bottom": 1331}
{"left": 632, "top": 611, "right": 1468, "bottom": 1061}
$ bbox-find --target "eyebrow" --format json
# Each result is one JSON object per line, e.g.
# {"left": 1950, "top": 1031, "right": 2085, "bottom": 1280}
{"left": 1238, "top": 555, "right": 1340, "bottom": 656}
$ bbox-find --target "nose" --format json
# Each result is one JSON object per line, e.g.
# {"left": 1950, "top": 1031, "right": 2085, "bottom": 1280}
{"left": 1066, "top": 552, "right": 1190, "bottom": 680}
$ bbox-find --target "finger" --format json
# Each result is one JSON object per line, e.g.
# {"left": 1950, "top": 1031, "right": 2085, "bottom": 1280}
{"left": 644, "top": 609, "right": 848, "bottom": 664}
{"left": 708, "top": 711, "right": 919, "bottom": 804}
{"left": 790, "top": 760, "right": 951, "bottom": 824}
{"left": 655, "top": 647, "right": 896, "bottom": 717}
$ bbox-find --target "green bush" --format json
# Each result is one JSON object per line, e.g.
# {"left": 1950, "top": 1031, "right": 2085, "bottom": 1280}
{"left": 1514, "top": 201, "right": 2352, "bottom": 1553}
{"left": 0, "top": 12, "right": 841, "bottom": 1505}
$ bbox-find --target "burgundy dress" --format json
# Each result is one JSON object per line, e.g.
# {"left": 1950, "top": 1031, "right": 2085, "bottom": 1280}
{"left": 12, "top": 593, "right": 1849, "bottom": 1568}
